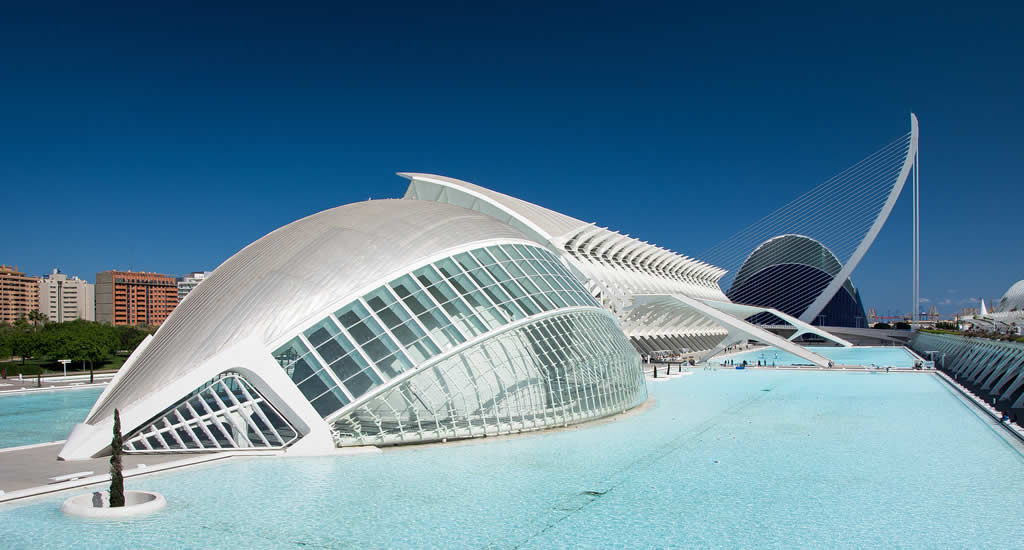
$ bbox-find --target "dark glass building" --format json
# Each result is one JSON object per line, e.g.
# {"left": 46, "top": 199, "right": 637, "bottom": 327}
{"left": 727, "top": 235, "right": 867, "bottom": 328}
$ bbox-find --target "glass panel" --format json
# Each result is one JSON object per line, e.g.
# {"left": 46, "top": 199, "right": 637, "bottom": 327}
{"left": 483, "top": 262, "right": 541, "bottom": 315}
{"left": 487, "top": 245, "right": 512, "bottom": 263}
{"left": 303, "top": 318, "right": 340, "bottom": 348}
{"left": 363, "top": 334, "right": 401, "bottom": 363}
{"left": 374, "top": 297, "right": 414, "bottom": 329}
{"left": 501, "top": 261, "right": 554, "bottom": 311}
{"left": 343, "top": 370, "right": 378, "bottom": 398}
{"left": 513, "top": 243, "right": 538, "bottom": 259}
{"left": 388, "top": 274, "right": 422, "bottom": 301}
{"left": 284, "top": 356, "right": 317, "bottom": 384}
{"left": 432, "top": 257, "right": 465, "bottom": 282}
{"left": 391, "top": 275, "right": 466, "bottom": 348}
{"left": 297, "top": 370, "right": 331, "bottom": 401}
{"left": 502, "top": 244, "right": 526, "bottom": 260}
{"left": 363, "top": 286, "right": 398, "bottom": 313}
{"left": 337, "top": 302, "right": 384, "bottom": 344}
{"left": 310, "top": 390, "right": 346, "bottom": 417}
{"left": 375, "top": 352, "right": 413, "bottom": 378}
{"left": 412, "top": 265, "right": 454, "bottom": 306}
{"left": 470, "top": 248, "right": 498, "bottom": 266}
{"left": 328, "top": 352, "right": 370, "bottom": 385}
{"left": 392, "top": 321, "right": 440, "bottom": 362}
{"left": 273, "top": 337, "right": 309, "bottom": 368}
{"left": 458, "top": 259, "right": 524, "bottom": 320}
{"left": 318, "top": 329, "right": 355, "bottom": 366}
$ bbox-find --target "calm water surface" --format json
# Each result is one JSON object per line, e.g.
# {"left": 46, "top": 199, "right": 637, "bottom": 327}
{"left": 713, "top": 346, "right": 920, "bottom": 368}
{"left": 3, "top": 371, "right": 1022, "bottom": 549}
{"left": 0, "top": 387, "right": 103, "bottom": 448}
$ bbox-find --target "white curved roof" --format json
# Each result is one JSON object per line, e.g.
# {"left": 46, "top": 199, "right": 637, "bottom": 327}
{"left": 88, "top": 199, "right": 528, "bottom": 422}
{"left": 400, "top": 172, "right": 589, "bottom": 241}
{"left": 400, "top": 172, "right": 726, "bottom": 285}
{"left": 995, "top": 280, "right": 1024, "bottom": 313}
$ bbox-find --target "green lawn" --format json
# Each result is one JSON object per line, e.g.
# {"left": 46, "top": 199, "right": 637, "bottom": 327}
{"left": 0, "top": 354, "right": 128, "bottom": 375}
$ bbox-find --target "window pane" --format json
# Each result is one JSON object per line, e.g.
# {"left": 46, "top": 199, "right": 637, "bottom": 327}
{"left": 375, "top": 299, "right": 413, "bottom": 330}
{"left": 343, "top": 370, "right": 378, "bottom": 398}
{"left": 470, "top": 248, "right": 498, "bottom": 266}
{"left": 375, "top": 352, "right": 413, "bottom": 378}
{"left": 329, "top": 353, "right": 369, "bottom": 384}
{"left": 363, "top": 286, "right": 398, "bottom": 312}
{"left": 502, "top": 244, "right": 526, "bottom": 260}
{"left": 336, "top": 301, "right": 375, "bottom": 332}
{"left": 309, "top": 390, "right": 346, "bottom": 417}
{"left": 285, "top": 356, "right": 317, "bottom": 384}
{"left": 363, "top": 334, "right": 401, "bottom": 363}
{"left": 483, "top": 262, "right": 541, "bottom": 315}
{"left": 273, "top": 337, "right": 309, "bottom": 368}
{"left": 303, "top": 318, "right": 339, "bottom": 348}
{"left": 487, "top": 245, "right": 512, "bottom": 263}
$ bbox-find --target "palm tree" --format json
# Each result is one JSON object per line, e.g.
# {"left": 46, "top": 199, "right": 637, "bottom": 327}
{"left": 26, "top": 309, "right": 47, "bottom": 328}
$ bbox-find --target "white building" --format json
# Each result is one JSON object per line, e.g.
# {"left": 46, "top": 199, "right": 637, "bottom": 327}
{"left": 38, "top": 269, "right": 94, "bottom": 322}
{"left": 59, "top": 175, "right": 860, "bottom": 461}
{"left": 177, "top": 271, "right": 211, "bottom": 303}
{"left": 57, "top": 116, "right": 921, "bottom": 461}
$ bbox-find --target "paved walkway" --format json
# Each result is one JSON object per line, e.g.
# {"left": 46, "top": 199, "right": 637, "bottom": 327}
{"left": 0, "top": 442, "right": 188, "bottom": 495}
{"left": 0, "top": 374, "right": 114, "bottom": 394}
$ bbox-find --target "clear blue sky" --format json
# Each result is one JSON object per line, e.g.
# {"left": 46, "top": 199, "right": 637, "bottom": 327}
{"left": 2, "top": 3, "right": 1021, "bottom": 317}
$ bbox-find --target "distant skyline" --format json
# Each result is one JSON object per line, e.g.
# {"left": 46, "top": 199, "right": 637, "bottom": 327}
{"left": 2, "top": 4, "right": 1022, "bottom": 316}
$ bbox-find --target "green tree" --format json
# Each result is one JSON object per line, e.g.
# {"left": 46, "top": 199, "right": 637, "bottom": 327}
{"left": 0, "top": 322, "right": 13, "bottom": 360}
{"left": 10, "top": 323, "right": 40, "bottom": 365}
{"left": 109, "top": 409, "right": 125, "bottom": 507}
{"left": 115, "top": 324, "right": 152, "bottom": 352}
{"left": 26, "top": 309, "right": 47, "bottom": 328}
{"left": 40, "top": 321, "right": 119, "bottom": 373}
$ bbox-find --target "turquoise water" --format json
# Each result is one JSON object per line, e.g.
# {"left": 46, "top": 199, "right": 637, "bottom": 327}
{"left": 0, "top": 387, "right": 103, "bottom": 448}
{"left": 713, "top": 346, "right": 920, "bottom": 368}
{"left": 3, "top": 371, "right": 1023, "bottom": 548}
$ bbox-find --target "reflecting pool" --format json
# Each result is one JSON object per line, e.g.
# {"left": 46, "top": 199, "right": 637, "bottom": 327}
{"left": 0, "top": 387, "right": 103, "bottom": 448}
{"left": 712, "top": 345, "right": 921, "bottom": 368}
{"left": 3, "top": 371, "right": 1022, "bottom": 549}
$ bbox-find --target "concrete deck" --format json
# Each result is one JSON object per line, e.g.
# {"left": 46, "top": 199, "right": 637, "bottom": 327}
{"left": 0, "top": 442, "right": 197, "bottom": 495}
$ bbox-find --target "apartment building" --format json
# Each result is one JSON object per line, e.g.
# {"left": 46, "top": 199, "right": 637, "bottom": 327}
{"left": 38, "top": 269, "right": 95, "bottom": 322}
{"left": 96, "top": 270, "right": 178, "bottom": 326}
{"left": 0, "top": 264, "right": 40, "bottom": 323}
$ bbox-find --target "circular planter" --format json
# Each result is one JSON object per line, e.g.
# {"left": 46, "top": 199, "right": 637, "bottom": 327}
{"left": 61, "top": 490, "right": 166, "bottom": 518}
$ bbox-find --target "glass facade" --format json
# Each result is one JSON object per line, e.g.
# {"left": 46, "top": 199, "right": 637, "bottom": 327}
{"left": 269, "top": 242, "right": 644, "bottom": 447}
{"left": 332, "top": 310, "right": 645, "bottom": 447}
{"left": 123, "top": 373, "right": 298, "bottom": 453}
{"left": 271, "top": 243, "right": 604, "bottom": 419}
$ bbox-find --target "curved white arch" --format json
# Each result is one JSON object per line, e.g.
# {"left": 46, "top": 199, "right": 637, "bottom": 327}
{"left": 799, "top": 113, "right": 919, "bottom": 323}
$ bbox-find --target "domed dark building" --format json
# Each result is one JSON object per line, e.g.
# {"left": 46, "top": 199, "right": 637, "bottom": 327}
{"left": 727, "top": 234, "right": 867, "bottom": 328}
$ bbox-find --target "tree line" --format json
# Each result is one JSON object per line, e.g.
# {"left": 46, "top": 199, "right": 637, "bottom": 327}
{"left": 0, "top": 316, "right": 156, "bottom": 376}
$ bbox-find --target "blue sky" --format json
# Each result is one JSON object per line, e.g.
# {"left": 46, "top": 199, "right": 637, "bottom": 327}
{"left": 2, "top": 4, "right": 1021, "bottom": 316}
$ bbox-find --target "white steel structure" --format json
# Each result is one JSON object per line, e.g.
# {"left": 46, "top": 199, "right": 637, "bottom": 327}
{"left": 994, "top": 281, "right": 1024, "bottom": 315}
{"left": 913, "top": 332, "right": 1024, "bottom": 414}
{"left": 967, "top": 280, "right": 1024, "bottom": 330}
{"left": 60, "top": 199, "right": 647, "bottom": 459}
{"left": 704, "top": 114, "right": 920, "bottom": 327}
{"left": 402, "top": 173, "right": 732, "bottom": 356}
